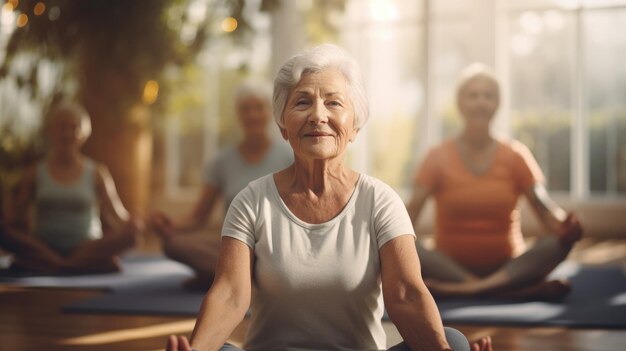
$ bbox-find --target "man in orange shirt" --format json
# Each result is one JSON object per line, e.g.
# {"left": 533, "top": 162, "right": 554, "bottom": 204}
{"left": 406, "top": 63, "right": 583, "bottom": 299}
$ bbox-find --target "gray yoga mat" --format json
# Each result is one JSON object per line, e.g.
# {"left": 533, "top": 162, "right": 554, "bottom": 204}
{"left": 62, "top": 260, "right": 626, "bottom": 328}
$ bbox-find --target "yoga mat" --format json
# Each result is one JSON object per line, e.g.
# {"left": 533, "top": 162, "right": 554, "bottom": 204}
{"left": 435, "top": 263, "right": 626, "bottom": 329}
{"left": 64, "top": 262, "right": 626, "bottom": 329}
{"left": 0, "top": 255, "right": 193, "bottom": 291}
{"left": 63, "top": 274, "right": 205, "bottom": 316}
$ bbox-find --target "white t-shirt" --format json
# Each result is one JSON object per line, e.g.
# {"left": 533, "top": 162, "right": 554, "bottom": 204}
{"left": 222, "top": 173, "right": 415, "bottom": 351}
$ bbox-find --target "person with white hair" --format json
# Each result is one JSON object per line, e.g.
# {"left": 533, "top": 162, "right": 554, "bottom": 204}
{"left": 150, "top": 80, "right": 293, "bottom": 290}
{"left": 165, "top": 44, "right": 484, "bottom": 351}
{"left": 1, "top": 101, "right": 142, "bottom": 274}
{"left": 406, "top": 63, "right": 583, "bottom": 300}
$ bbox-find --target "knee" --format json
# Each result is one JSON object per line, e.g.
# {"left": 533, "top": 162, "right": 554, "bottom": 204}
{"left": 124, "top": 218, "right": 144, "bottom": 248}
{"left": 444, "top": 327, "right": 470, "bottom": 351}
{"left": 162, "top": 235, "right": 187, "bottom": 260}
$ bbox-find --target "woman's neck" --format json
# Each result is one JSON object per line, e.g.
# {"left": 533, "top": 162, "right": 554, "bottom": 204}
{"left": 238, "top": 134, "right": 271, "bottom": 163}
{"left": 240, "top": 133, "right": 270, "bottom": 150}
{"left": 48, "top": 150, "right": 81, "bottom": 166}
{"left": 459, "top": 129, "right": 494, "bottom": 150}
{"left": 289, "top": 157, "right": 355, "bottom": 196}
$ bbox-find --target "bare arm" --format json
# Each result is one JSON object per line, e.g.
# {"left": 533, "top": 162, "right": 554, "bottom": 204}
{"left": 150, "top": 184, "right": 221, "bottom": 239}
{"left": 381, "top": 234, "right": 451, "bottom": 351}
{"left": 94, "top": 164, "right": 141, "bottom": 232}
{"left": 177, "top": 184, "right": 221, "bottom": 231}
{"left": 524, "top": 184, "right": 583, "bottom": 245}
{"left": 406, "top": 185, "right": 431, "bottom": 230}
{"left": 185, "top": 237, "right": 253, "bottom": 350}
{"left": 5, "top": 165, "right": 36, "bottom": 232}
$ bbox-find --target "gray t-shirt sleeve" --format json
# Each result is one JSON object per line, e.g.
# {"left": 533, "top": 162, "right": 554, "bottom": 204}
{"left": 221, "top": 185, "right": 257, "bottom": 248}
{"left": 373, "top": 181, "right": 416, "bottom": 248}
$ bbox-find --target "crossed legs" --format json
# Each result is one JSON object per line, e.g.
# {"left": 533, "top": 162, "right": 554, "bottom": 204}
{"left": 161, "top": 232, "right": 221, "bottom": 290}
{"left": 0, "top": 223, "right": 140, "bottom": 274}
{"left": 418, "top": 234, "right": 578, "bottom": 300}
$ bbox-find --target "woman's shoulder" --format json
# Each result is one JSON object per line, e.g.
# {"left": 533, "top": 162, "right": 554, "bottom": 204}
{"left": 357, "top": 174, "right": 401, "bottom": 199}
{"left": 420, "top": 139, "right": 457, "bottom": 162}
{"left": 84, "top": 158, "right": 108, "bottom": 179}
{"left": 235, "top": 173, "right": 274, "bottom": 200}
{"left": 496, "top": 138, "right": 534, "bottom": 158}
{"left": 429, "top": 138, "right": 456, "bottom": 153}
{"left": 214, "top": 145, "right": 238, "bottom": 161}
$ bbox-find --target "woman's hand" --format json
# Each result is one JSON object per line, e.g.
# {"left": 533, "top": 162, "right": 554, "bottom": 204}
{"left": 557, "top": 213, "right": 583, "bottom": 247}
{"left": 166, "top": 335, "right": 193, "bottom": 351}
{"left": 149, "top": 211, "right": 176, "bottom": 239}
{"left": 470, "top": 336, "right": 493, "bottom": 351}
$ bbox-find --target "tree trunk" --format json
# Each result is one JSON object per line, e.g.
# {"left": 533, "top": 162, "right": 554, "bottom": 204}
{"left": 78, "top": 64, "right": 152, "bottom": 215}
{"left": 81, "top": 102, "right": 152, "bottom": 215}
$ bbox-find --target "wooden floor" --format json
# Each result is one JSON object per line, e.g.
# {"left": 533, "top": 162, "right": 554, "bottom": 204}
{"left": 1, "top": 237, "right": 625, "bottom": 351}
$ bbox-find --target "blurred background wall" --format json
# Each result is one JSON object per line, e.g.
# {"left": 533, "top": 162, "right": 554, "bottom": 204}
{"left": 1, "top": 0, "right": 625, "bottom": 236}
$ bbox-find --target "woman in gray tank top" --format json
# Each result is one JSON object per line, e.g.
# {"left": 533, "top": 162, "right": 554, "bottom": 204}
{"left": 1, "top": 102, "right": 143, "bottom": 274}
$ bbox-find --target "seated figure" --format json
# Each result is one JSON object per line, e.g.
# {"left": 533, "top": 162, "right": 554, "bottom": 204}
{"left": 1, "top": 101, "right": 142, "bottom": 274}
{"left": 406, "top": 63, "right": 583, "bottom": 300}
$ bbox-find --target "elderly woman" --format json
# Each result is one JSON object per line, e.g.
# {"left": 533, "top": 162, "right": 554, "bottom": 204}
{"left": 150, "top": 81, "right": 292, "bottom": 290}
{"left": 406, "top": 63, "right": 583, "bottom": 299}
{"left": 165, "top": 45, "right": 484, "bottom": 351}
{"left": 1, "top": 102, "right": 142, "bottom": 274}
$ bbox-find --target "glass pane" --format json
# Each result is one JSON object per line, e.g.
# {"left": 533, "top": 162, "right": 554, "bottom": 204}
{"left": 509, "top": 10, "right": 575, "bottom": 192}
{"left": 343, "top": 0, "right": 425, "bottom": 189}
{"left": 432, "top": 20, "right": 473, "bottom": 140}
{"left": 507, "top": 0, "right": 626, "bottom": 11}
{"left": 584, "top": 8, "right": 626, "bottom": 195}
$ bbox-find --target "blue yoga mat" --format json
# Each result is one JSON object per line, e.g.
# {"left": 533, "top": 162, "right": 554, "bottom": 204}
{"left": 62, "top": 260, "right": 626, "bottom": 328}
{"left": 0, "top": 255, "right": 194, "bottom": 291}
{"left": 436, "top": 264, "right": 626, "bottom": 329}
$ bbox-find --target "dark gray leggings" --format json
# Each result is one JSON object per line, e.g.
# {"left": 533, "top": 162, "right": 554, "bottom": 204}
{"left": 417, "top": 235, "right": 571, "bottom": 284}
{"left": 217, "top": 326, "right": 470, "bottom": 351}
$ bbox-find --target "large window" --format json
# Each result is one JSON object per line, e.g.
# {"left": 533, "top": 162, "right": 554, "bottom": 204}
{"left": 343, "top": 0, "right": 425, "bottom": 189}
{"left": 159, "top": 0, "right": 626, "bottom": 201}
{"left": 584, "top": 8, "right": 626, "bottom": 195}
{"left": 508, "top": 9, "right": 576, "bottom": 192}
{"left": 341, "top": 0, "right": 626, "bottom": 199}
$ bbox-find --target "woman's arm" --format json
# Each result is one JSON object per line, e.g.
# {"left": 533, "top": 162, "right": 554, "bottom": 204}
{"left": 94, "top": 164, "right": 132, "bottom": 226}
{"left": 524, "top": 184, "right": 583, "bottom": 246}
{"left": 406, "top": 186, "right": 431, "bottom": 229}
{"left": 5, "top": 165, "right": 36, "bottom": 232}
{"left": 152, "top": 184, "right": 221, "bottom": 237}
{"left": 381, "top": 234, "right": 451, "bottom": 351}
{"left": 169, "top": 237, "right": 253, "bottom": 351}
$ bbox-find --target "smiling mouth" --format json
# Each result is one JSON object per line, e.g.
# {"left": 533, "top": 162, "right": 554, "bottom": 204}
{"left": 304, "top": 132, "right": 333, "bottom": 137}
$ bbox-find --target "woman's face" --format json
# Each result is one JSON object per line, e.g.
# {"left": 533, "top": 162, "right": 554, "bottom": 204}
{"left": 49, "top": 110, "right": 86, "bottom": 152}
{"left": 281, "top": 68, "right": 358, "bottom": 161}
{"left": 237, "top": 96, "right": 271, "bottom": 138}
{"left": 457, "top": 75, "right": 500, "bottom": 129}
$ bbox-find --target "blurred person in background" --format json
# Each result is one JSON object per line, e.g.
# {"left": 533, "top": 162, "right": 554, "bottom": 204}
{"left": 1, "top": 101, "right": 142, "bottom": 274}
{"left": 150, "top": 80, "right": 293, "bottom": 291}
{"left": 406, "top": 63, "right": 583, "bottom": 300}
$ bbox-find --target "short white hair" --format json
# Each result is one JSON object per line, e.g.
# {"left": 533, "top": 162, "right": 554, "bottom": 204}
{"left": 234, "top": 79, "right": 272, "bottom": 107}
{"left": 48, "top": 101, "right": 92, "bottom": 139}
{"left": 456, "top": 62, "right": 500, "bottom": 99}
{"left": 273, "top": 44, "right": 369, "bottom": 129}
